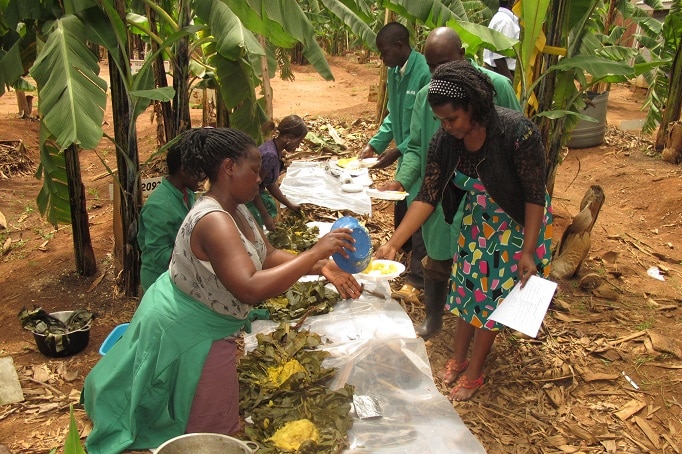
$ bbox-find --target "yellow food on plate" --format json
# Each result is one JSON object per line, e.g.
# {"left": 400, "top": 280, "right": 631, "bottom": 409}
{"left": 268, "top": 419, "right": 320, "bottom": 451}
{"left": 337, "top": 157, "right": 360, "bottom": 169}
{"left": 362, "top": 260, "right": 398, "bottom": 275}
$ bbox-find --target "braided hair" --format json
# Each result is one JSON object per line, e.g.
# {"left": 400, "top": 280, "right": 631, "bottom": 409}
{"left": 166, "top": 140, "right": 182, "bottom": 175}
{"left": 179, "top": 127, "right": 256, "bottom": 182}
{"left": 276, "top": 115, "right": 308, "bottom": 139}
{"left": 427, "top": 60, "right": 496, "bottom": 126}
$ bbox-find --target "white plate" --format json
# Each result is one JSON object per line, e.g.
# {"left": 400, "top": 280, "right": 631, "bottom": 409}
{"left": 336, "top": 157, "right": 362, "bottom": 169}
{"left": 329, "top": 160, "right": 367, "bottom": 177}
{"left": 306, "top": 221, "right": 333, "bottom": 238}
{"left": 342, "top": 183, "right": 363, "bottom": 193}
{"left": 357, "top": 260, "right": 406, "bottom": 281}
{"left": 360, "top": 158, "right": 378, "bottom": 167}
{"left": 365, "top": 188, "right": 408, "bottom": 201}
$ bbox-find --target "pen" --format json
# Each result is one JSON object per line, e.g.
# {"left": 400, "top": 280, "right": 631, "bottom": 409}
{"left": 621, "top": 371, "right": 640, "bottom": 390}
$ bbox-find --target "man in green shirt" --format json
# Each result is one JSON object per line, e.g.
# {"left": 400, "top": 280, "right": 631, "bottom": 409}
{"left": 379, "top": 27, "right": 522, "bottom": 338}
{"left": 360, "top": 22, "right": 431, "bottom": 302}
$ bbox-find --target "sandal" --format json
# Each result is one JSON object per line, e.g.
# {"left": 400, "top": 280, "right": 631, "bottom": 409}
{"left": 441, "top": 358, "right": 469, "bottom": 385}
{"left": 448, "top": 374, "right": 484, "bottom": 402}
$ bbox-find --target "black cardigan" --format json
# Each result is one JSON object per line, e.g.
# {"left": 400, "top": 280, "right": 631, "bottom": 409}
{"left": 414, "top": 106, "right": 547, "bottom": 227}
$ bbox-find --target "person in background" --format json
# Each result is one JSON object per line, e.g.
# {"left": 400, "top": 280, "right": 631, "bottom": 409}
{"left": 375, "top": 60, "right": 552, "bottom": 401}
{"left": 380, "top": 27, "right": 522, "bottom": 340}
{"left": 82, "top": 127, "right": 362, "bottom": 454}
{"left": 137, "top": 142, "right": 204, "bottom": 292}
{"left": 248, "top": 115, "right": 307, "bottom": 232}
{"left": 483, "top": 0, "right": 520, "bottom": 82}
{"left": 359, "top": 21, "right": 431, "bottom": 303}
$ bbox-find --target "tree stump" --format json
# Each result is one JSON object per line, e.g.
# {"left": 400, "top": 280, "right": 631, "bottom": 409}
{"left": 661, "top": 121, "right": 682, "bottom": 164}
{"left": 550, "top": 185, "right": 606, "bottom": 280}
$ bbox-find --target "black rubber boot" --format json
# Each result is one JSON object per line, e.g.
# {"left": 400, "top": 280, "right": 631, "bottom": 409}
{"left": 415, "top": 278, "right": 448, "bottom": 339}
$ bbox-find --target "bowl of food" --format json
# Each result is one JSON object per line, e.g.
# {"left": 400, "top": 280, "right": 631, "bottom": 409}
{"left": 330, "top": 216, "right": 372, "bottom": 274}
{"left": 357, "top": 259, "right": 405, "bottom": 281}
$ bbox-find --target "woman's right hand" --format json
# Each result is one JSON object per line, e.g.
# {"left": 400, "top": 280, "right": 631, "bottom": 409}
{"left": 264, "top": 214, "right": 276, "bottom": 233}
{"left": 314, "top": 228, "right": 356, "bottom": 259}
{"left": 374, "top": 242, "right": 398, "bottom": 261}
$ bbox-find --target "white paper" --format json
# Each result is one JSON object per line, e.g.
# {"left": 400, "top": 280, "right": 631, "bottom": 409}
{"left": 488, "top": 275, "right": 558, "bottom": 338}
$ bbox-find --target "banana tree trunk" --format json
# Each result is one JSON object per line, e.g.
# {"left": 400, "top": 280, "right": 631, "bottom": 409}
{"left": 147, "top": 2, "right": 175, "bottom": 144}
{"left": 172, "top": 0, "right": 192, "bottom": 134}
{"left": 64, "top": 143, "right": 97, "bottom": 276}
{"left": 375, "top": 9, "right": 394, "bottom": 124}
{"left": 15, "top": 90, "right": 30, "bottom": 118}
{"left": 655, "top": 39, "right": 682, "bottom": 150}
{"left": 110, "top": 0, "right": 141, "bottom": 296}
{"left": 531, "top": 0, "right": 569, "bottom": 197}
{"left": 259, "top": 35, "right": 273, "bottom": 120}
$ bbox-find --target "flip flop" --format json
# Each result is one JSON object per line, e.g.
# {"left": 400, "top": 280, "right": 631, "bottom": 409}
{"left": 441, "top": 358, "right": 469, "bottom": 385}
{"left": 448, "top": 374, "right": 484, "bottom": 402}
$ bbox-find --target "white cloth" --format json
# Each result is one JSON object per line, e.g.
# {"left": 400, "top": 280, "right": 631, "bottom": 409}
{"left": 483, "top": 7, "right": 520, "bottom": 70}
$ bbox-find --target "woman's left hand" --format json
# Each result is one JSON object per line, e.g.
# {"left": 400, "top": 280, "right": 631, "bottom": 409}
{"left": 322, "top": 260, "right": 362, "bottom": 299}
{"left": 517, "top": 251, "right": 537, "bottom": 288}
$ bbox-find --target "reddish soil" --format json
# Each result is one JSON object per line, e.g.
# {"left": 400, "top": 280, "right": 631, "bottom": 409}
{"left": 0, "top": 54, "right": 680, "bottom": 453}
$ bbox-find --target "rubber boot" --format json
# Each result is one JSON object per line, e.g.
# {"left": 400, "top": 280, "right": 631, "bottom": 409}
{"left": 415, "top": 278, "right": 448, "bottom": 339}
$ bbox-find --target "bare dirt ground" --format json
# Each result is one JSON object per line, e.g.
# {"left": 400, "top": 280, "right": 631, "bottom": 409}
{"left": 1, "top": 54, "right": 681, "bottom": 453}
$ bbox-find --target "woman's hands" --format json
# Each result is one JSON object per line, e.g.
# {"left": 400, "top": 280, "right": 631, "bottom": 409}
{"left": 378, "top": 180, "right": 404, "bottom": 192}
{"left": 321, "top": 260, "right": 362, "bottom": 299}
{"left": 263, "top": 213, "right": 276, "bottom": 233}
{"left": 313, "top": 228, "right": 356, "bottom": 260}
{"left": 517, "top": 250, "right": 537, "bottom": 288}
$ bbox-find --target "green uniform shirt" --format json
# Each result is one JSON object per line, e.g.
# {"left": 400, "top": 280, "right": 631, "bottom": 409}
{"left": 396, "top": 60, "right": 522, "bottom": 260}
{"left": 138, "top": 177, "right": 195, "bottom": 291}
{"left": 368, "top": 49, "right": 431, "bottom": 176}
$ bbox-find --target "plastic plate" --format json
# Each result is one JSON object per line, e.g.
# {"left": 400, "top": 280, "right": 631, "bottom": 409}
{"left": 360, "top": 157, "right": 379, "bottom": 167}
{"left": 357, "top": 260, "right": 406, "bottom": 281}
{"left": 365, "top": 188, "right": 408, "bottom": 201}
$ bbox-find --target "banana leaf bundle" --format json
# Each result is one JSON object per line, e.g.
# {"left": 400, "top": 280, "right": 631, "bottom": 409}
{"left": 239, "top": 323, "right": 354, "bottom": 453}
{"left": 259, "top": 280, "right": 341, "bottom": 322}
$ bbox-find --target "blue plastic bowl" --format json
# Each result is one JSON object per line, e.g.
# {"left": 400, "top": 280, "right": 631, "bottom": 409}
{"left": 330, "top": 216, "right": 372, "bottom": 274}
{"left": 99, "top": 323, "right": 129, "bottom": 356}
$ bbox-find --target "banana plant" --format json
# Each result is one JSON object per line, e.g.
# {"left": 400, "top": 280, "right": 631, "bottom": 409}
{"left": 0, "top": 0, "right": 382, "bottom": 294}
{"left": 642, "top": 0, "right": 682, "bottom": 148}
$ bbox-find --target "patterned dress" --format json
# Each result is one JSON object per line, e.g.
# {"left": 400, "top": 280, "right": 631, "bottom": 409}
{"left": 446, "top": 172, "right": 553, "bottom": 331}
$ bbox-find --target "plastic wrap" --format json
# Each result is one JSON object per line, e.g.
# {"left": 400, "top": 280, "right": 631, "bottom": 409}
{"left": 244, "top": 280, "right": 487, "bottom": 453}
{"left": 279, "top": 161, "right": 372, "bottom": 215}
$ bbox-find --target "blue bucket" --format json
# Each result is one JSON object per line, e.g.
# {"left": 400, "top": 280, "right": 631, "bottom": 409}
{"left": 330, "top": 216, "right": 372, "bottom": 274}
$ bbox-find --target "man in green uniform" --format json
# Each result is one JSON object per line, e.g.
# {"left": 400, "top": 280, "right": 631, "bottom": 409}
{"left": 360, "top": 22, "right": 431, "bottom": 303}
{"left": 379, "top": 27, "right": 522, "bottom": 338}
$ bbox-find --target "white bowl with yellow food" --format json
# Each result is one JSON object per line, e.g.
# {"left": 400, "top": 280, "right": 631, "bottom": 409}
{"left": 357, "top": 259, "right": 406, "bottom": 281}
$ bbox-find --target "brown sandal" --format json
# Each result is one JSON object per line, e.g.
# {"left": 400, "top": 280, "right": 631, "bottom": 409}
{"left": 448, "top": 374, "right": 484, "bottom": 402}
{"left": 441, "top": 358, "right": 469, "bottom": 385}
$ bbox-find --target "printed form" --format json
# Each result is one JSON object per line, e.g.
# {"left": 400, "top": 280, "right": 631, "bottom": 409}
{"left": 489, "top": 275, "right": 558, "bottom": 338}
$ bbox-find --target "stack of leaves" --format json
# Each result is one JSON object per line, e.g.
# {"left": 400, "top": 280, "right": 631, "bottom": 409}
{"left": 238, "top": 323, "right": 354, "bottom": 454}
{"left": 267, "top": 214, "right": 320, "bottom": 253}
{"left": 19, "top": 307, "right": 93, "bottom": 334}
{"left": 259, "top": 280, "right": 341, "bottom": 322}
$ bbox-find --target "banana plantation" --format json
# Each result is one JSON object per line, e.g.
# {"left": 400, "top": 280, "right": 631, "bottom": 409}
{"left": 0, "top": 0, "right": 680, "bottom": 292}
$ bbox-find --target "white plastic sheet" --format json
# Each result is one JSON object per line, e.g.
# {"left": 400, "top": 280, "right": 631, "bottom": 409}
{"left": 245, "top": 279, "right": 487, "bottom": 454}
{"left": 280, "top": 161, "right": 372, "bottom": 215}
